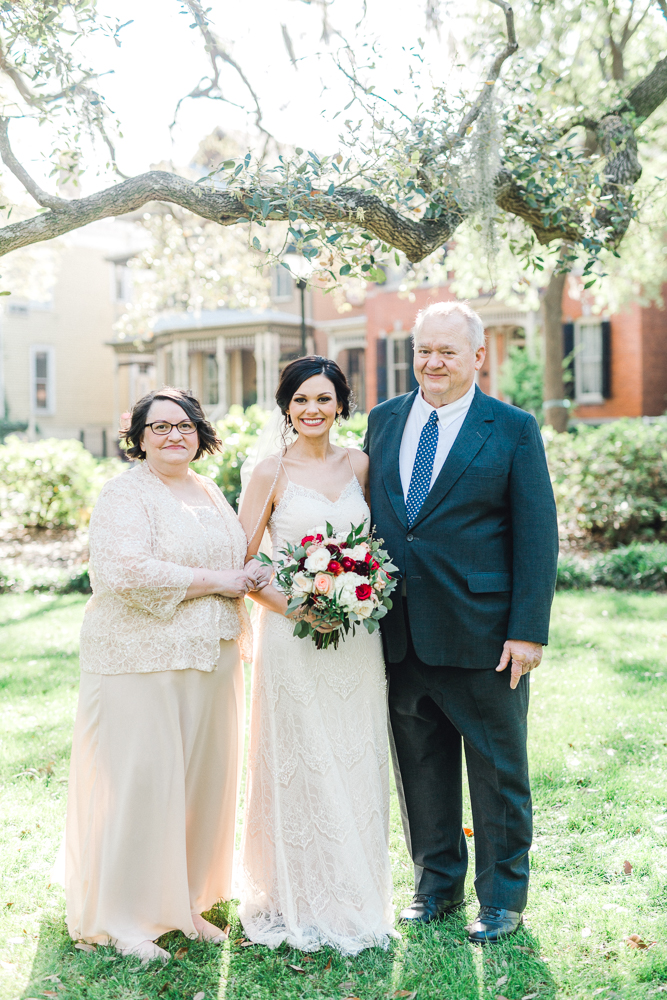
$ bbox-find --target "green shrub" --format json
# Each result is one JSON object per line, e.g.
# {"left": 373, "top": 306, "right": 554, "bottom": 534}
{"left": 556, "top": 553, "right": 592, "bottom": 590}
{"left": 545, "top": 419, "right": 667, "bottom": 548}
{"left": 0, "top": 561, "right": 91, "bottom": 593}
{"left": 556, "top": 543, "right": 667, "bottom": 591}
{"left": 0, "top": 437, "right": 123, "bottom": 529}
{"left": 592, "top": 542, "right": 667, "bottom": 591}
{"left": 499, "top": 344, "right": 544, "bottom": 421}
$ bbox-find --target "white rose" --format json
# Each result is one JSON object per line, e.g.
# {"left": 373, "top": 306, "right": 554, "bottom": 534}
{"left": 341, "top": 542, "right": 369, "bottom": 562}
{"left": 304, "top": 547, "right": 331, "bottom": 572}
{"left": 353, "top": 599, "right": 374, "bottom": 619}
{"left": 292, "top": 571, "right": 314, "bottom": 594}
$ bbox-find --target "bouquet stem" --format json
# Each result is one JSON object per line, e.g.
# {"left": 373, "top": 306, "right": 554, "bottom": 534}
{"left": 315, "top": 630, "right": 341, "bottom": 651}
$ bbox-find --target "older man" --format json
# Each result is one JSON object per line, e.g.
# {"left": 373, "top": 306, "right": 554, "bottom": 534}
{"left": 364, "top": 301, "right": 558, "bottom": 943}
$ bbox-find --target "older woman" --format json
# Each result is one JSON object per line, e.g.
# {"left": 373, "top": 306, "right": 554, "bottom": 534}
{"left": 65, "top": 387, "right": 270, "bottom": 963}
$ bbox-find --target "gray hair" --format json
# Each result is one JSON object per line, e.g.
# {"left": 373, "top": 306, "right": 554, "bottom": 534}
{"left": 412, "top": 301, "right": 486, "bottom": 352}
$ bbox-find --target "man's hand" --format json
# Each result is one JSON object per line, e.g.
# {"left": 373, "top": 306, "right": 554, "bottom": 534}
{"left": 496, "top": 639, "right": 543, "bottom": 690}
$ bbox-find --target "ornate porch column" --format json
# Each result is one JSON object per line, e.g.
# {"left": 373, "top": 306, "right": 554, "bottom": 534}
{"left": 254, "top": 331, "right": 280, "bottom": 409}
{"left": 216, "top": 335, "right": 228, "bottom": 414}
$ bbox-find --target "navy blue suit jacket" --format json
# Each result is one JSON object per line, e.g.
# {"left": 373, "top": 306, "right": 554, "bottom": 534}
{"left": 364, "top": 386, "right": 559, "bottom": 669}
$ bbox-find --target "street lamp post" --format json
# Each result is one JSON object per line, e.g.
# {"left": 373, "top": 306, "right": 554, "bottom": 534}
{"left": 297, "top": 277, "right": 307, "bottom": 356}
{"left": 284, "top": 244, "right": 314, "bottom": 357}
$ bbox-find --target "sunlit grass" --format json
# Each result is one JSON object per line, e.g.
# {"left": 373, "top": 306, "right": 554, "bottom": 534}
{"left": 1, "top": 591, "right": 666, "bottom": 998}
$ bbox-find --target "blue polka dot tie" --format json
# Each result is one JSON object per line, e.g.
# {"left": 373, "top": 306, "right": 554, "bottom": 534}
{"left": 406, "top": 410, "right": 439, "bottom": 526}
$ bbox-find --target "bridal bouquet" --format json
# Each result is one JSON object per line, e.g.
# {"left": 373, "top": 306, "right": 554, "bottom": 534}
{"left": 253, "top": 521, "right": 397, "bottom": 650}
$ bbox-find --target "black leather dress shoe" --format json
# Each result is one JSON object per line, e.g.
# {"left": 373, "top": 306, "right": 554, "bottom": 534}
{"left": 398, "top": 894, "right": 464, "bottom": 925}
{"left": 465, "top": 906, "right": 522, "bottom": 943}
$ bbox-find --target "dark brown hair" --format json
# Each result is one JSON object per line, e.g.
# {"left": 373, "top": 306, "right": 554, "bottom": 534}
{"left": 276, "top": 356, "right": 352, "bottom": 422}
{"left": 121, "top": 387, "right": 222, "bottom": 462}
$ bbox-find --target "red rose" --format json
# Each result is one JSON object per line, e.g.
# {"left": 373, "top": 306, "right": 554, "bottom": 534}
{"left": 327, "top": 560, "right": 343, "bottom": 576}
{"left": 355, "top": 583, "right": 372, "bottom": 601}
{"left": 315, "top": 533, "right": 324, "bottom": 542}
{"left": 370, "top": 559, "right": 380, "bottom": 571}
{"left": 340, "top": 556, "right": 356, "bottom": 572}
{"left": 326, "top": 543, "right": 340, "bottom": 556}
{"left": 301, "top": 535, "right": 315, "bottom": 546}
{"left": 365, "top": 551, "right": 372, "bottom": 563}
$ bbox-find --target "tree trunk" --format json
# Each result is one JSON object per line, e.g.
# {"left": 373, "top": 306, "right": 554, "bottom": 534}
{"left": 542, "top": 264, "right": 569, "bottom": 433}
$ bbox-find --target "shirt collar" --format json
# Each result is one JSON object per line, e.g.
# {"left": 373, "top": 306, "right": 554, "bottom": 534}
{"left": 413, "top": 380, "right": 476, "bottom": 429}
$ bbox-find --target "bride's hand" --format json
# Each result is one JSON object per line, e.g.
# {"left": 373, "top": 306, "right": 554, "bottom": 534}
{"left": 245, "top": 561, "right": 272, "bottom": 592}
{"left": 287, "top": 605, "right": 341, "bottom": 633}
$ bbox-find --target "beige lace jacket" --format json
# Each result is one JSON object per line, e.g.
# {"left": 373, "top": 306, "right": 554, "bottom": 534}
{"left": 79, "top": 462, "right": 252, "bottom": 674}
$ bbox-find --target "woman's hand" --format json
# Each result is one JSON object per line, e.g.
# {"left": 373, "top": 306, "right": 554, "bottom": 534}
{"left": 214, "top": 569, "right": 252, "bottom": 599}
{"left": 287, "top": 604, "right": 341, "bottom": 633}
{"left": 244, "top": 561, "right": 273, "bottom": 592}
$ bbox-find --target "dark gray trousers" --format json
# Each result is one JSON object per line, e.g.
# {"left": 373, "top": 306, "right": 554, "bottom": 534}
{"left": 387, "top": 604, "right": 532, "bottom": 912}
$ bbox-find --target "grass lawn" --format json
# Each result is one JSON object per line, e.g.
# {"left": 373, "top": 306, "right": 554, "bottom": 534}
{"left": 1, "top": 590, "right": 667, "bottom": 999}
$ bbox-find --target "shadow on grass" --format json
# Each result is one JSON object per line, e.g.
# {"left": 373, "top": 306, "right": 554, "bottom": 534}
{"left": 21, "top": 901, "right": 398, "bottom": 1000}
{"left": 478, "top": 927, "right": 556, "bottom": 1000}
{"left": 0, "top": 654, "right": 78, "bottom": 701}
{"left": 0, "top": 594, "right": 85, "bottom": 630}
{"left": 394, "top": 908, "right": 481, "bottom": 999}
{"left": 21, "top": 905, "right": 235, "bottom": 1000}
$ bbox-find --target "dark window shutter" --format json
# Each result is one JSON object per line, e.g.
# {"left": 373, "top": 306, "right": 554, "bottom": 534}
{"left": 601, "top": 320, "right": 612, "bottom": 398}
{"left": 562, "top": 322, "right": 575, "bottom": 400}
{"left": 408, "top": 341, "right": 418, "bottom": 391}
{"left": 376, "top": 338, "right": 387, "bottom": 404}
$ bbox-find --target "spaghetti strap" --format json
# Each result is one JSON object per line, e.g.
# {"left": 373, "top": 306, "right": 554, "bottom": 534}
{"left": 344, "top": 449, "right": 355, "bottom": 479}
{"left": 279, "top": 458, "right": 292, "bottom": 483}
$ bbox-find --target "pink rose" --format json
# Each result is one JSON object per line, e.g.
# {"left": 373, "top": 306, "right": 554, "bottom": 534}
{"left": 314, "top": 573, "right": 334, "bottom": 596}
{"left": 306, "top": 544, "right": 320, "bottom": 557}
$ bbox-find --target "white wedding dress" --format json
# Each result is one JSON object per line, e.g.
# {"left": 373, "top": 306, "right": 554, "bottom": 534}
{"left": 238, "top": 470, "right": 395, "bottom": 955}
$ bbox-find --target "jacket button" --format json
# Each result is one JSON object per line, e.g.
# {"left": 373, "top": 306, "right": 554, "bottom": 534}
{"left": 406, "top": 533, "right": 414, "bottom": 542}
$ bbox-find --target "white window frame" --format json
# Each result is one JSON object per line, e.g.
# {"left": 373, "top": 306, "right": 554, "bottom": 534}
{"left": 30, "top": 344, "right": 55, "bottom": 416}
{"left": 272, "top": 264, "right": 293, "bottom": 302}
{"left": 111, "top": 261, "right": 132, "bottom": 304}
{"left": 387, "top": 334, "right": 413, "bottom": 399}
{"left": 574, "top": 319, "right": 604, "bottom": 404}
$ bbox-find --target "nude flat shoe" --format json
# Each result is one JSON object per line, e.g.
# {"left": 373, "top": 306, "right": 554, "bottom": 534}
{"left": 191, "top": 913, "right": 229, "bottom": 944}
{"left": 118, "top": 939, "right": 170, "bottom": 964}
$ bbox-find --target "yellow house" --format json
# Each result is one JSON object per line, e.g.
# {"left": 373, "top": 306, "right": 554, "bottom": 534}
{"left": 0, "top": 219, "right": 142, "bottom": 456}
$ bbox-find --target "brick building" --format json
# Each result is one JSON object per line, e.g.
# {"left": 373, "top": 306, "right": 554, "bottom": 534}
{"left": 309, "top": 275, "right": 667, "bottom": 421}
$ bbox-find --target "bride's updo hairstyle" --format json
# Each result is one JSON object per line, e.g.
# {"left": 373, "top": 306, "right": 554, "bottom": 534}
{"left": 276, "top": 356, "right": 352, "bottom": 425}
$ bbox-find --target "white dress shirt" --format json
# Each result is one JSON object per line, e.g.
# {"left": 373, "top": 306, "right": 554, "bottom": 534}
{"left": 399, "top": 382, "right": 476, "bottom": 501}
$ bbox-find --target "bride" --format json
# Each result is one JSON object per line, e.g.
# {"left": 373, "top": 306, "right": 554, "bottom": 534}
{"left": 237, "top": 356, "right": 395, "bottom": 955}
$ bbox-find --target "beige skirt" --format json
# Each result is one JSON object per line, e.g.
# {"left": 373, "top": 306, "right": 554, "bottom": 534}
{"left": 64, "top": 640, "right": 244, "bottom": 949}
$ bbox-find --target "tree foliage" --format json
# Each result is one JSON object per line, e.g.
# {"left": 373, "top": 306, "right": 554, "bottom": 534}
{"left": 0, "top": 0, "right": 664, "bottom": 288}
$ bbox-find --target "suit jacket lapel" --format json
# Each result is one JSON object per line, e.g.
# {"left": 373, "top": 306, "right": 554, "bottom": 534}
{"left": 410, "top": 386, "right": 495, "bottom": 529}
{"left": 381, "top": 389, "right": 417, "bottom": 529}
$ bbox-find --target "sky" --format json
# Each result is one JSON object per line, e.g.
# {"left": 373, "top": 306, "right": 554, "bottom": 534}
{"left": 6, "top": 0, "right": 474, "bottom": 198}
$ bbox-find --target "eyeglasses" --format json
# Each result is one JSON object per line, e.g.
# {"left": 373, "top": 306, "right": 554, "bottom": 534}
{"left": 145, "top": 420, "right": 199, "bottom": 436}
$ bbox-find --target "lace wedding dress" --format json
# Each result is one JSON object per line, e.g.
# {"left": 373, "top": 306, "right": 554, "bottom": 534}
{"left": 238, "top": 471, "right": 395, "bottom": 955}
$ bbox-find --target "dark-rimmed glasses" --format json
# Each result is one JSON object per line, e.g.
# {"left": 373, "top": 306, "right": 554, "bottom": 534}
{"left": 145, "top": 420, "right": 199, "bottom": 436}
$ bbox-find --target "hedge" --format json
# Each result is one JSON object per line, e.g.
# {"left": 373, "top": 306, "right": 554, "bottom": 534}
{"left": 0, "top": 437, "right": 122, "bottom": 529}
{"left": 557, "top": 543, "right": 667, "bottom": 591}
{"left": 546, "top": 419, "right": 667, "bottom": 549}
{"left": 5, "top": 412, "right": 667, "bottom": 556}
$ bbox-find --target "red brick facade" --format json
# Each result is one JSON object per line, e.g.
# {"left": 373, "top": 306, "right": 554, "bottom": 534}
{"left": 310, "top": 277, "right": 667, "bottom": 419}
